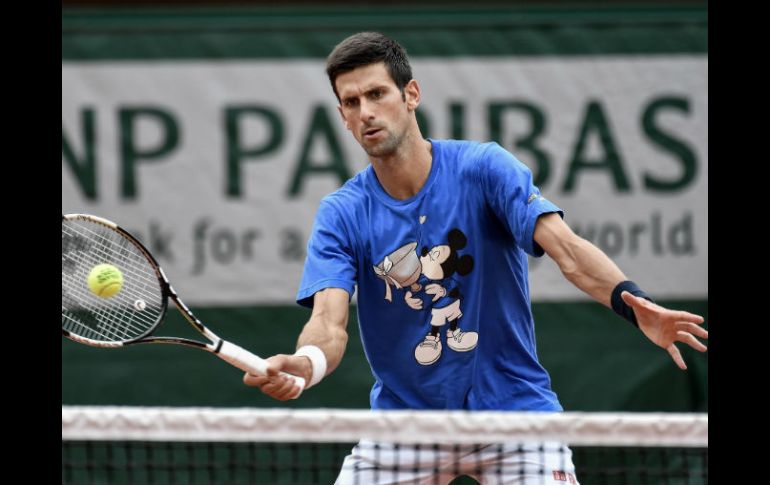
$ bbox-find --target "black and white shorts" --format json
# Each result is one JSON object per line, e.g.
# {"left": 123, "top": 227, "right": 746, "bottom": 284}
{"left": 335, "top": 440, "right": 579, "bottom": 485}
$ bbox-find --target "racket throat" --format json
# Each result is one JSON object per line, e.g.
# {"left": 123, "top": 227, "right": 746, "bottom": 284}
{"left": 213, "top": 339, "right": 224, "bottom": 353}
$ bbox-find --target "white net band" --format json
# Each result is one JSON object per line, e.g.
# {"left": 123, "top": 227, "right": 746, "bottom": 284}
{"left": 62, "top": 405, "right": 707, "bottom": 447}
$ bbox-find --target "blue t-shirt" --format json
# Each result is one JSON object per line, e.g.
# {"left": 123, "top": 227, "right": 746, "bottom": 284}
{"left": 297, "top": 139, "right": 564, "bottom": 411}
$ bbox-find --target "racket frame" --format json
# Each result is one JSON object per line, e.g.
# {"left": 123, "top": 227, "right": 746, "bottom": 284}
{"left": 62, "top": 213, "right": 301, "bottom": 387}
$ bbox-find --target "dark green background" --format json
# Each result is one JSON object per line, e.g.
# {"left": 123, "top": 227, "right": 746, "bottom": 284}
{"left": 62, "top": 300, "right": 708, "bottom": 410}
{"left": 63, "top": 5, "right": 707, "bottom": 59}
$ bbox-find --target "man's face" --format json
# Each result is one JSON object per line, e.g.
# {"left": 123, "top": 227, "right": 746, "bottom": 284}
{"left": 335, "top": 62, "right": 418, "bottom": 158}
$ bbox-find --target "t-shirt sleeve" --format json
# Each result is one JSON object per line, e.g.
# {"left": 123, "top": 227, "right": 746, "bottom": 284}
{"left": 481, "top": 142, "right": 564, "bottom": 257}
{"left": 296, "top": 198, "right": 357, "bottom": 308}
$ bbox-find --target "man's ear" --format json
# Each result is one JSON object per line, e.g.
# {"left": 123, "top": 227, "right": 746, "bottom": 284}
{"left": 404, "top": 79, "right": 421, "bottom": 112}
{"left": 337, "top": 105, "right": 351, "bottom": 130}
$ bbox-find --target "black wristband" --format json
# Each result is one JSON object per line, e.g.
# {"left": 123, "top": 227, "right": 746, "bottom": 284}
{"left": 611, "top": 280, "right": 654, "bottom": 328}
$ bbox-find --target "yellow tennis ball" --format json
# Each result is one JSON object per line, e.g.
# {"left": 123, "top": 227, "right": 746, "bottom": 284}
{"left": 87, "top": 264, "right": 124, "bottom": 298}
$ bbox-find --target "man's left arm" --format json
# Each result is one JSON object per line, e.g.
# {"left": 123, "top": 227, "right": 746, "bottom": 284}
{"left": 533, "top": 212, "right": 708, "bottom": 370}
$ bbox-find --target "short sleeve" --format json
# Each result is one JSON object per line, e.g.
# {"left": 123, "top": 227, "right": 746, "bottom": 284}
{"left": 481, "top": 143, "right": 563, "bottom": 257}
{"left": 296, "top": 199, "right": 357, "bottom": 308}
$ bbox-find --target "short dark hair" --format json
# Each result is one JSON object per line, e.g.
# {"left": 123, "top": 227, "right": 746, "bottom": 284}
{"left": 326, "top": 32, "right": 412, "bottom": 101}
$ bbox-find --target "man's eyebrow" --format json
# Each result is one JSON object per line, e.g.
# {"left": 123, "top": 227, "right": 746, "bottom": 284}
{"left": 341, "top": 84, "right": 388, "bottom": 100}
{"left": 366, "top": 84, "right": 388, "bottom": 93}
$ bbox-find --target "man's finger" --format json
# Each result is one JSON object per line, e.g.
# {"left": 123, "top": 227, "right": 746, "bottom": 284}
{"left": 621, "top": 291, "right": 649, "bottom": 308}
{"left": 667, "top": 344, "right": 687, "bottom": 370}
{"left": 243, "top": 373, "right": 269, "bottom": 387}
{"left": 620, "top": 291, "right": 638, "bottom": 306}
{"left": 675, "top": 310, "right": 705, "bottom": 324}
{"left": 286, "top": 382, "right": 303, "bottom": 400}
{"left": 266, "top": 376, "right": 298, "bottom": 401}
{"left": 677, "top": 321, "right": 709, "bottom": 339}
{"left": 265, "top": 355, "right": 289, "bottom": 377}
{"left": 676, "top": 331, "right": 708, "bottom": 352}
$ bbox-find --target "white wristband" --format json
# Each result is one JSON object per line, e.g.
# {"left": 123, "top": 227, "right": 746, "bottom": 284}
{"left": 294, "top": 345, "right": 327, "bottom": 389}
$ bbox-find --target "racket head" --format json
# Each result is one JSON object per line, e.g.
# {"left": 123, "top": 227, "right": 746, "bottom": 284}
{"left": 62, "top": 214, "right": 168, "bottom": 347}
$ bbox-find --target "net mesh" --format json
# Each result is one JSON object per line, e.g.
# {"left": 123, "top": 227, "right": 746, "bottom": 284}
{"left": 62, "top": 407, "right": 707, "bottom": 485}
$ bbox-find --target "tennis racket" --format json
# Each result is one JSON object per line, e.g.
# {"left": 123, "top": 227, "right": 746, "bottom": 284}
{"left": 61, "top": 213, "right": 305, "bottom": 393}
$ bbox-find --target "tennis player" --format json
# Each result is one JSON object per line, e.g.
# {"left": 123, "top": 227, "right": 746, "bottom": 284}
{"left": 244, "top": 32, "right": 708, "bottom": 485}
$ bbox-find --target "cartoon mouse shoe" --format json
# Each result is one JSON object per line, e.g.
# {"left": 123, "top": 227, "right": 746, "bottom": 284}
{"left": 446, "top": 328, "right": 478, "bottom": 352}
{"left": 415, "top": 334, "right": 442, "bottom": 365}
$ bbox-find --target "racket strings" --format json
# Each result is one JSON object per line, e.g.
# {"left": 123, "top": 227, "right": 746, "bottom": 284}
{"left": 62, "top": 230, "right": 158, "bottom": 341}
{"left": 63, "top": 222, "right": 160, "bottom": 287}
{"left": 61, "top": 235, "right": 157, "bottom": 339}
{"left": 62, "top": 223, "right": 159, "bottom": 328}
{"left": 62, "top": 226, "right": 158, "bottom": 341}
{"left": 62, "top": 220, "right": 164, "bottom": 343}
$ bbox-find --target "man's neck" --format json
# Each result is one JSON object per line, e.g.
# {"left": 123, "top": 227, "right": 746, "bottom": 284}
{"left": 370, "top": 135, "right": 433, "bottom": 201}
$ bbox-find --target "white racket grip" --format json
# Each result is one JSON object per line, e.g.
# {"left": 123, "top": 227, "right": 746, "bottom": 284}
{"left": 217, "top": 340, "right": 307, "bottom": 393}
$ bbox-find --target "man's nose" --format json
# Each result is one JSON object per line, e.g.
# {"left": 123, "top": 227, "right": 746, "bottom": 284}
{"left": 359, "top": 99, "right": 375, "bottom": 121}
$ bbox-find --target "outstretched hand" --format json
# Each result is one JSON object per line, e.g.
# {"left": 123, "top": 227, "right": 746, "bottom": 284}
{"left": 621, "top": 291, "right": 708, "bottom": 370}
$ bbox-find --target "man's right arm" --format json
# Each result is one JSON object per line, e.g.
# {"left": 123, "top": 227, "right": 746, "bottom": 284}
{"left": 243, "top": 287, "right": 350, "bottom": 401}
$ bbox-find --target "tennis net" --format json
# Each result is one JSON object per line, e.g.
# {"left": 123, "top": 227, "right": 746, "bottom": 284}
{"left": 62, "top": 406, "right": 707, "bottom": 485}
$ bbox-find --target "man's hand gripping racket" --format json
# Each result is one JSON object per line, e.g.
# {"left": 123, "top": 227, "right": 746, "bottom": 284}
{"left": 61, "top": 213, "right": 305, "bottom": 397}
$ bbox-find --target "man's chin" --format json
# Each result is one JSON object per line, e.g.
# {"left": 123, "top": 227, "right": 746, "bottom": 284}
{"left": 365, "top": 146, "right": 394, "bottom": 158}
{"left": 363, "top": 139, "right": 398, "bottom": 157}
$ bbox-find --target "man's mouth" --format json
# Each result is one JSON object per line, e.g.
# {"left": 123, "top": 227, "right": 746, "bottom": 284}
{"left": 363, "top": 127, "right": 383, "bottom": 139}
